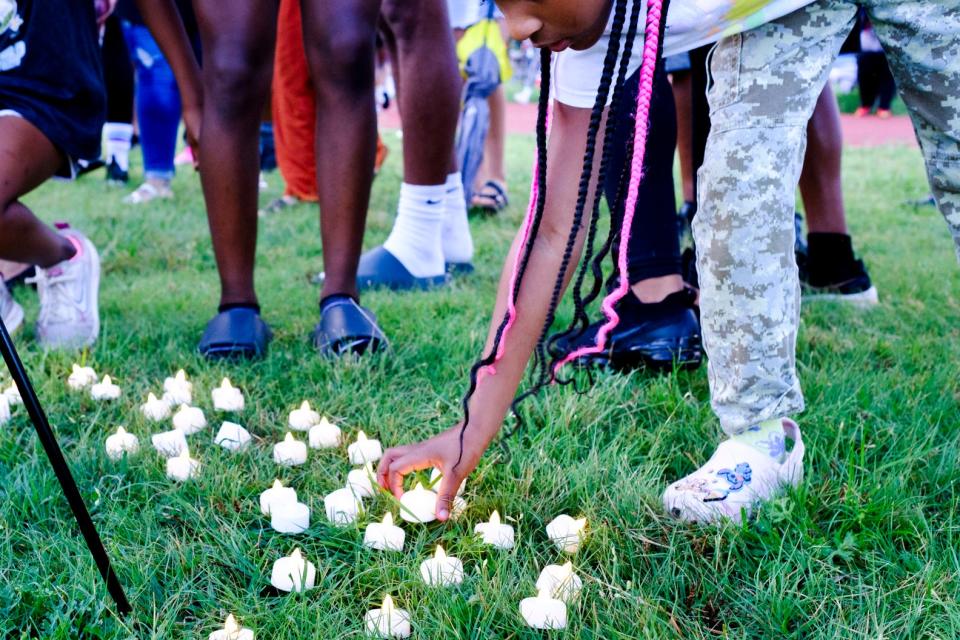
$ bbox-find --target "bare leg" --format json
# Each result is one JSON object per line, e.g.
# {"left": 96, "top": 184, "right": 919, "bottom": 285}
{"left": 382, "top": 0, "right": 460, "bottom": 187}
{"left": 671, "top": 71, "right": 696, "bottom": 204}
{"left": 800, "top": 83, "right": 847, "bottom": 234}
{"left": 193, "top": 0, "right": 278, "bottom": 307}
{"left": 0, "top": 117, "right": 74, "bottom": 267}
{"left": 475, "top": 84, "right": 507, "bottom": 189}
{"left": 301, "top": 0, "right": 382, "bottom": 299}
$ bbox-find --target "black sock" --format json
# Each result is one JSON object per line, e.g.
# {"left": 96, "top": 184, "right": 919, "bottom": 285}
{"left": 619, "top": 286, "right": 694, "bottom": 323}
{"left": 807, "top": 232, "right": 855, "bottom": 266}
{"left": 218, "top": 302, "right": 260, "bottom": 314}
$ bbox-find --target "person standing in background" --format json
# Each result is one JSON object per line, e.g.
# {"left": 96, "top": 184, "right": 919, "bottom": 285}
{"left": 855, "top": 13, "right": 896, "bottom": 118}
{"left": 115, "top": 0, "right": 199, "bottom": 205}
{"left": 448, "top": 0, "right": 512, "bottom": 214}
{"left": 100, "top": 13, "right": 135, "bottom": 186}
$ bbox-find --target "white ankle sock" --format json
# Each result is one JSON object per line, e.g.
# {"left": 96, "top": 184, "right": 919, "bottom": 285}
{"left": 383, "top": 182, "right": 447, "bottom": 278}
{"left": 441, "top": 172, "right": 474, "bottom": 265}
{"left": 104, "top": 122, "right": 133, "bottom": 171}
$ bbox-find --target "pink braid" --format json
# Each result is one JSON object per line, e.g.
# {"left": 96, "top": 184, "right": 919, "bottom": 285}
{"left": 553, "top": 0, "right": 664, "bottom": 375}
{"left": 480, "top": 109, "right": 552, "bottom": 380}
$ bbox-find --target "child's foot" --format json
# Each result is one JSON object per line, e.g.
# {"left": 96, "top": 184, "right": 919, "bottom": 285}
{"left": 0, "top": 280, "right": 24, "bottom": 335}
{"left": 105, "top": 159, "right": 129, "bottom": 186}
{"left": 876, "top": 108, "right": 892, "bottom": 119}
{"left": 311, "top": 295, "right": 388, "bottom": 357}
{"left": 801, "top": 233, "right": 878, "bottom": 305}
{"left": 662, "top": 419, "right": 804, "bottom": 523}
{"left": 174, "top": 147, "right": 194, "bottom": 166}
{"left": 124, "top": 180, "right": 173, "bottom": 205}
{"left": 853, "top": 106, "right": 871, "bottom": 118}
{"left": 549, "top": 288, "right": 702, "bottom": 372}
{"left": 27, "top": 228, "right": 100, "bottom": 349}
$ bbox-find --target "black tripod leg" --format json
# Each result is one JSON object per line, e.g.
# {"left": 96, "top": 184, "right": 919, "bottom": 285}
{"left": 0, "top": 319, "right": 132, "bottom": 615}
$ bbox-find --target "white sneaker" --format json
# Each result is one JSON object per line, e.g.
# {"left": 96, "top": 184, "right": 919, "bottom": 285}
{"left": 27, "top": 229, "right": 101, "bottom": 349}
{"left": 0, "top": 280, "right": 24, "bottom": 335}
{"left": 662, "top": 419, "right": 804, "bottom": 523}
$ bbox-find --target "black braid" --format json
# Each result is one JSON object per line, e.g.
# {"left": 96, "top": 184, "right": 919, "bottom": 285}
{"left": 527, "top": 0, "right": 628, "bottom": 381}
{"left": 455, "top": 47, "right": 553, "bottom": 468}
{"left": 602, "top": 0, "right": 673, "bottom": 298}
{"left": 503, "top": 0, "right": 633, "bottom": 436}
{"left": 548, "top": 0, "right": 644, "bottom": 381}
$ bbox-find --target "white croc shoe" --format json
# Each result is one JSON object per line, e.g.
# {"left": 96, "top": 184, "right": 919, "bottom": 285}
{"left": 663, "top": 419, "right": 804, "bottom": 524}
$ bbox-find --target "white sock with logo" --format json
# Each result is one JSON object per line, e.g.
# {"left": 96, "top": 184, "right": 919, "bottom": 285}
{"left": 104, "top": 122, "right": 134, "bottom": 172}
{"left": 441, "top": 172, "right": 474, "bottom": 265}
{"left": 383, "top": 182, "right": 447, "bottom": 278}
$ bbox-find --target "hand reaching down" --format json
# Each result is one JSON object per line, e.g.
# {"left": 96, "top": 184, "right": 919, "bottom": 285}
{"left": 377, "top": 425, "right": 488, "bottom": 521}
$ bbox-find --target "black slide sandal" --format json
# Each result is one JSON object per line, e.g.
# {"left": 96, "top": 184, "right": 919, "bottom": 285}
{"left": 312, "top": 298, "right": 388, "bottom": 357}
{"left": 198, "top": 308, "right": 273, "bottom": 360}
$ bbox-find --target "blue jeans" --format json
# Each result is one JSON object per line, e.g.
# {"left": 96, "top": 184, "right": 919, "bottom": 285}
{"left": 122, "top": 22, "right": 181, "bottom": 181}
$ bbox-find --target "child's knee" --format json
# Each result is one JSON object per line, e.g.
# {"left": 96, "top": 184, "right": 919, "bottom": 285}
{"left": 304, "top": 27, "right": 375, "bottom": 95}
{"left": 204, "top": 45, "right": 272, "bottom": 120}
{"left": 380, "top": 0, "right": 436, "bottom": 43}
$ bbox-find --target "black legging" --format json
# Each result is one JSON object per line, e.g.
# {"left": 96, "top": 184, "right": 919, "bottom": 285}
{"left": 101, "top": 15, "right": 134, "bottom": 124}
{"left": 858, "top": 51, "right": 896, "bottom": 111}
{"left": 606, "top": 61, "right": 681, "bottom": 284}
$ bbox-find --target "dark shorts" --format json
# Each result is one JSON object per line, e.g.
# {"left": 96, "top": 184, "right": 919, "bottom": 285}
{"left": 0, "top": 109, "right": 81, "bottom": 179}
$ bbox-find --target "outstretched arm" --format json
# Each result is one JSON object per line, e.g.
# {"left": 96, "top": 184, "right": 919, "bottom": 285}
{"left": 133, "top": 0, "right": 203, "bottom": 157}
{"left": 377, "top": 102, "right": 605, "bottom": 519}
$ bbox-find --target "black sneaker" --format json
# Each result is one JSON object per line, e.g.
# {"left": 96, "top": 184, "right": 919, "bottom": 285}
{"left": 76, "top": 158, "right": 105, "bottom": 178}
{"left": 548, "top": 288, "right": 702, "bottom": 372}
{"left": 801, "top": 232, "right": 878, "bottom": 305}
{"left": 802, "top": 257, "right": 878, "bottom": 304}
{"left": 105, "top": 159, "right": 129, "bottom": 186}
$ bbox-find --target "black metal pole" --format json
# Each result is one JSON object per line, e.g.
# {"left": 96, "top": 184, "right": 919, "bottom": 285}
{"left": 0, "top": 319, "right": 131, "bottom": 615}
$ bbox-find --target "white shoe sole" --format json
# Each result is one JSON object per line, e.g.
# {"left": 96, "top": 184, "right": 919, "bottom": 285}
{"left": 2, "top": 300, "right": 24, "bottom": 335}
{"left": 803, "top": 285, "right": 879, "bottom": 307}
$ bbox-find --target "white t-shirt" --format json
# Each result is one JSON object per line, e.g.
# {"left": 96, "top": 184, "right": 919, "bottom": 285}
{"left": 553, "top": 0, "right": 816, "bottom": 108}
{"left": 447, "top": 0, "right": 502, "bottom": 30}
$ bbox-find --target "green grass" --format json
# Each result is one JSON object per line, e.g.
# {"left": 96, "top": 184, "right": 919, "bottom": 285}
{"left": 1, "top": 134, "right": 959, "bottom": 639}
{"left": 836, "top": 89, "right": 908, "bottom": 116}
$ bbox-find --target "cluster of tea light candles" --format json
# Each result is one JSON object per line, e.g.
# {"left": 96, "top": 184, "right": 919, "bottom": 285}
{"left": 77, "top": 364, "right": 590, "bottom": 636}
{"left": 260, "top": 440, "right": 589, "bottom": 636}
{"left": 82, "top": 369, "right": 257, "bottom": 480}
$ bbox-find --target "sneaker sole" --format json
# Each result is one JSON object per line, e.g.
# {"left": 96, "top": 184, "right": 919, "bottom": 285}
{"left": 803, "top": 285, "right": 878, "bottom": 307}
{"left": 2, "top": 301, "right": 24, "bottom": 335}
{"left": 565, "top": 336, "right": 703, "bottom": 373}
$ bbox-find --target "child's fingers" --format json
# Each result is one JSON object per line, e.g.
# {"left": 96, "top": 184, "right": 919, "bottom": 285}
{"left": 387, "top": 452, "right": 435, "bottom": 498}
{"left": 435, "top": 475, "right": 461, "bottom": 522}
{"left": 377, "top": 447, "right": 408, "bottom": 493}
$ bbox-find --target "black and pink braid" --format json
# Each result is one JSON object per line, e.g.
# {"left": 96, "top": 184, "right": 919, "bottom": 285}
{"left": 456, "top": 0, "right": 670, "bottom": 464}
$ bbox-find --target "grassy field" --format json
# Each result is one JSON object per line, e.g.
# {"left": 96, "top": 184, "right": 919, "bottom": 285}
{"left": 1, "top": 133, "right": 959, "bottom": 639}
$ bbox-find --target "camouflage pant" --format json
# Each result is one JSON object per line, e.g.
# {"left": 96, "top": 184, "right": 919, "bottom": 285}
{"left": 694, "top": 0, "right": 960, "bottom": 434}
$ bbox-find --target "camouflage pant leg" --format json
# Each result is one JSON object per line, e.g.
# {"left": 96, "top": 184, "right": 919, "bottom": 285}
{"left": 693, "top": 0, "right": 858, "bottom": 435}
{"left": 865, "top": 0, "right": 960, "bottom": 261}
